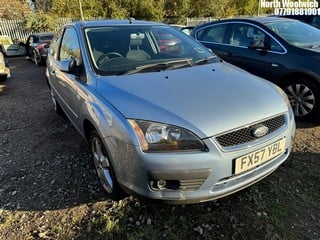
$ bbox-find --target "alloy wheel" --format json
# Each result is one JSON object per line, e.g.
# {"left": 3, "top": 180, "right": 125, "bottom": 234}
{"left": 285, "top": 83, "right": 315, "bottom": 117}
{"left": 91, "top": 137, "right": 113, "bottom": 193}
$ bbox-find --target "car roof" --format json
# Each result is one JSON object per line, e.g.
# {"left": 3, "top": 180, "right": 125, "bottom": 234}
{"left": 31, "top": 32, "right": 54, "bottom": 37}
{"left": 194, "top": 16, "right": 299, "bottom": 28}
{"left": 68, "top": 19, "right": 168, "bottom": 29}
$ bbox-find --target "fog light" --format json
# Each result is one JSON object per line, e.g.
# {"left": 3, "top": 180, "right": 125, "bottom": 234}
{"left": 157, "top": 180, "right": 167, "bottom": 189}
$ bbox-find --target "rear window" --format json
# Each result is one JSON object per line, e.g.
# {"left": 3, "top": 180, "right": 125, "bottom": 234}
{"left": 40, "top": 35, "right": 54, "bottom": 41}
{"left": 196, "top": 24, "right": 228, "bottom": 44}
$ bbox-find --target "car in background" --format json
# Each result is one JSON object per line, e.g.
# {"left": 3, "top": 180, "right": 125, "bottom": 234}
{"left": 0, "top": 35, "right": 26, "bottom": 57}
{"left": 181, "top": 26, "right": 194, "bottom": 35}
{"left": 152, "top": 29, "right": 181, "bottom": 53}
{"left": 25, "top": 32, "right": 54, "bottom": 65}
{"left": 171, "top": 24, "right": 195, "bottom": 35}
{"left": 278, "top": 15, "right": 320, "bottom": 29}
{"left": 46, "top": 19, "right": 295, "bottom": 204}
{"left": 0, "top": 52, "right": 10, "bottom": 82}
{"left": 192, "top": 17, "right": 320, "bottom": 121}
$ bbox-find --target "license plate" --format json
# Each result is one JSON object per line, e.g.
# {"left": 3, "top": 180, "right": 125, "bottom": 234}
{"left": 234, "top": 138, "right": 286, "bottom": 175}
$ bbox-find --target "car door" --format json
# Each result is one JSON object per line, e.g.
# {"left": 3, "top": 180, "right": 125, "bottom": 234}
{"left": 220, "top": 22, "right": 274, "bottom": 80}
{"left": 5, "top": 43, "right": 26, "bottom": 57}
{"left": 49, "top": 27, "right": 83, "bottom": 128}
{"left": 0, "top": 36, "right": 26, "bottom": 57}
{"left": 196, "top": 22, "right": 285, "bottom": 81}
{"left": 194, "top": 23, "right": 230, "bottom": 59}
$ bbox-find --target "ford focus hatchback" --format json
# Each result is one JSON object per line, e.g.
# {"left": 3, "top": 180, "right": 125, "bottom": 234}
{"left": 46, "top": 20, "right": 295, "bottom": 204}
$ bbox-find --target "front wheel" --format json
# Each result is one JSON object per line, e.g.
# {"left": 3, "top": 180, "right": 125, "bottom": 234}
{"left": 89, "top": 130, "right": 124, "bottom": 200}
{"left": 282, "top": 77, "right": 320, "bottom": 120}
{"left": 32, "top": 50, "right": 40, "bottom": 66}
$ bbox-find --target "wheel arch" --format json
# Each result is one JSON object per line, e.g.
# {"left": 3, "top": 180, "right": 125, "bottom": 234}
{"left": 83, "top": 119, "right": 96, "bottom": 142}
{"left": 279, "top": 72, "right": 320, "bottom": 88}
{"left": 280, "top": 71, "right": 320, "bottom": 120}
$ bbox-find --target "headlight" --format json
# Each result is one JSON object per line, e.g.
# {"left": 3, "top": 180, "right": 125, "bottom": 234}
{"left": 128, "top": 120, "right": 206, "bottom": 152}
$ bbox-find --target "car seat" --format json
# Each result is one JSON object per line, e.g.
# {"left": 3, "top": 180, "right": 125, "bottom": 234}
{"left": 126, "top": 33, "right": 150, "bottom": 60}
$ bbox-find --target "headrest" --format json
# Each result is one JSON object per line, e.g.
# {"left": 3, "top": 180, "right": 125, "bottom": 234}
{"left": 130, "top": 33, "right": 145, "bottom": 46}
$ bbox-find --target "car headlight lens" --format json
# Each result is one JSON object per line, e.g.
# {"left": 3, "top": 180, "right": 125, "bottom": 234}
{"left": 128, "top": 120, "right": 206, "bottom": 152}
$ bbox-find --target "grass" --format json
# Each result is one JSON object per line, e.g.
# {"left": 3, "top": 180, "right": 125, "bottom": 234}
{"left": 1, "top": 142, "right": 319, "bottom": 240}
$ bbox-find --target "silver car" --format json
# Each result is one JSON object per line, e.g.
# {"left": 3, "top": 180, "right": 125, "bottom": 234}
{"left": 46, "top": 20, "right": 295, "bottom": 204}
{"left": 0, "top": 52, "right": 10, "bottom": 82}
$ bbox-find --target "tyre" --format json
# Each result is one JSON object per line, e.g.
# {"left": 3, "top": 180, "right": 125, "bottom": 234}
{"left": 282, "top": 77, "right": 320, "bottom": 120}
{"left": 0, "top": 75, "right": 7, "bottom": 82}
{"left": 89, "top": 130, "right": 124, "bottom": 200}
{"left": 32, "top": 50, "right": 39, "bottom": 66}
{"left": 50, "top": 88, "right": 64, "bottom": 116}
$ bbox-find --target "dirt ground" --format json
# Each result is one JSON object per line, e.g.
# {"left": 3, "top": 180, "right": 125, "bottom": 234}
{"left": 0, "top": 57, "right": 319, "bottom": 240}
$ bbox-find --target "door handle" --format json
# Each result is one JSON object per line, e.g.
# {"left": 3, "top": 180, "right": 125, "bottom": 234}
{"left": 222, "top": 52, "right": 232, "bottom": 57}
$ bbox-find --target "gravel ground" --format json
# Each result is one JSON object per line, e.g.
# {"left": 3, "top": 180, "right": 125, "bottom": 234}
{"left": 0, "top": 57, "right": 319, "bottom": 240}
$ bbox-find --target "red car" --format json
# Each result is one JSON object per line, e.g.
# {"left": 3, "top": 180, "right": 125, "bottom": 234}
{"left": 25, "top": 32, "right": 54, "bottom": 66}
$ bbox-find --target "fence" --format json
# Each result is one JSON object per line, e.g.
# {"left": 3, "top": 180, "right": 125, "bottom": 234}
{"left": 0, "top": 17, "right": 215, "bottom": 41}
{"left": 0, "top": 18, "right": 73, "bottom": 41}
{"left": 0, "top": 19, "right": 29, "bottom": 41}
{"left": 186, "top": 17, "right": 217, "bottom": 26}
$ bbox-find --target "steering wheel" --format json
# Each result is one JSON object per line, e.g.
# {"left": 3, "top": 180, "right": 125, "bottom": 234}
{"left": 96, "top": 52, "right": 123, "bottom": 66}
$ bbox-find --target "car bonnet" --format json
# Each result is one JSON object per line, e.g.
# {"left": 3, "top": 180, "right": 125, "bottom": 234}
{"left": 96, "top": 63, "right": 288, "bottom": 138}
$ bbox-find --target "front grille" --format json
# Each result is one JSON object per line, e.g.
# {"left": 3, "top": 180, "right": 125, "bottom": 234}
{"left": 215, "top": 114, "right": 286, "bottom": 148}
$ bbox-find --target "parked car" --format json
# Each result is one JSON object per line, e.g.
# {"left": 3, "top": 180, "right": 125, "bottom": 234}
{"left": 0, "top": 52, "right": 10, "bottom": 82}
{"left": 0, "top": 32, "right": 54, "bottom": 66}
{"left": 171, "top": 24, "right": 195, "bottom": 35}
{"left": 46, "top": 20, "right": 295, "bottom": 204}
{"left": 25, "top": 32, "right": 54, "bottom": 65}
{"left": 192, "top": 17, "right": 320, "bottom": 120}
{"left": 278, "top": 14, "right": 320, "bottom": 29}
{"left": 152, "top": 30, "right": 182, "bottom": 53}
{"left": 0, "top": 35, "right": 26, "bottom": 57}
{"left": 181, "top": 26, "right": 195, "bottom": 35}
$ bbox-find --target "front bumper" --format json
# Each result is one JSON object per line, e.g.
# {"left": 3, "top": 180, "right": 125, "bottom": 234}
{"left": 108, "top": 113, "right": 295, "bottom": 204}
{"left": 0, "top": 67, "right": 10, "bottom": 80}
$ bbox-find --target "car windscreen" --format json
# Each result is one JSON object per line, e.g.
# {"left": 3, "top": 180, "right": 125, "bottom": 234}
{"left": 84, "top": 25, "right": 216, "bottom": 76}
{"left": 265, "top": 20, "right": 320, "bottom": 48}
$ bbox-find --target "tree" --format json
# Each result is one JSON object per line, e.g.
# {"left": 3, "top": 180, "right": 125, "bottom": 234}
{"left": 25, "top": 12, "right": 59, "bottom": 32}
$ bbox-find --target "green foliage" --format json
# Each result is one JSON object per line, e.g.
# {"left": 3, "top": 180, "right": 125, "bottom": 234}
{"left": 46, "top": 0, "right": 261, "bottom": 24}
{"left": 25, "top": 13, "right": 59, "bottom": 32}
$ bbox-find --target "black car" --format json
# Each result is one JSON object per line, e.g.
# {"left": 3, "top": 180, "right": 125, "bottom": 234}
{"left": 192, "top": 17, "right": 320, "bottom": 120}
{"left": 25, "top": 32, "right": 54, "bottom": 66}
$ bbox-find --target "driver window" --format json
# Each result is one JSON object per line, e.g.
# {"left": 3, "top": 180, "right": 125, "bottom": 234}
{"left": 59, "top": 27, "right": 81, "bottom": 65}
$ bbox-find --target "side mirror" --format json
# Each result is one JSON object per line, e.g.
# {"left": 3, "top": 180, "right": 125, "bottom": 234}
{"left": 59, "top": 58, "right": 77, "bottom": 74}
{"left": 248, "top": 39, "right": 266, "bottom": 50}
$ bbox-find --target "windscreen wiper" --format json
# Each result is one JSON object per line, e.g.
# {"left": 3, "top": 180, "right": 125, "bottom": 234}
{"left": 121, "top": 58, "right": 193, "bottom": 75}
{"left": 195, "top": 55, "right": 218, "bottom": 65}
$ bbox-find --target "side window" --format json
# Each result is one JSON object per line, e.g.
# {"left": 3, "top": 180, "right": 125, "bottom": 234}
{"left": 269, "top": 38, "right": 284, "bottom": 52}
{"left": 229, "top": 23, "right": 265, "bottom": 47}
{"left": 59, "top": 27, "right": 81, "bottom": 65}
{"left": 199, "top": 24, "right": 227, "bottom": 43}
{"left": 311, "top": 16, "right": 320, "bottom": 28}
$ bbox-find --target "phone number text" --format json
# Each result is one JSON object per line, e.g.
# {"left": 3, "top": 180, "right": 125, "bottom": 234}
{"left": 274, "top": 8, "right": 320, "bottom": 15}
